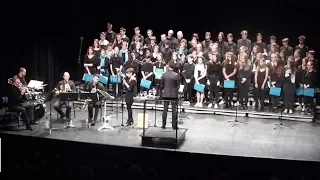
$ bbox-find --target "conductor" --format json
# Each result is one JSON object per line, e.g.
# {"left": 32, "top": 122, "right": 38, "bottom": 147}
{"left": 161, "top": 61, "right": 180, "bottom": 129}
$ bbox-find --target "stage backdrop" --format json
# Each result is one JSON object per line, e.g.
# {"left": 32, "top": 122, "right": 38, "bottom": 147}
{"left": 1, "top": 1, "right": 318, "bottom": 97}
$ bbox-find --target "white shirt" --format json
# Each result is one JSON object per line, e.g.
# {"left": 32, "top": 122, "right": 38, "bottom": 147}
{"left": 285, "top": 69, "right": 295, "bottom": 84}
{"left": 194, "top": 63, "right": 206, "bottom": 78}
{"left": 99, "top": 39, "right": 109, "bottom": 46}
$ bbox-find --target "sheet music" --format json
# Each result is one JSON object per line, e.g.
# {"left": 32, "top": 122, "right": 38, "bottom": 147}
{"left": 27, "top": 80, "right": 43, "bottom": 89}
{"left": 97, "top": 89, "right": 115, "bottom": 100}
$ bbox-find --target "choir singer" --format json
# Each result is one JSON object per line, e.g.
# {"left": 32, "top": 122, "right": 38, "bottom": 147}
{"left": 161, "top": 61, "right": 180, "bottom": 129}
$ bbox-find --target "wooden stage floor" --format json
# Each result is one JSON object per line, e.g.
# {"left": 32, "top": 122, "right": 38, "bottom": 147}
{"left": 1, "top": 102, "right": 320, "bottom": 162}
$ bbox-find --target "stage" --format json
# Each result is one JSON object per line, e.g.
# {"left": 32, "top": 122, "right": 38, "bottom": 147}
{"left": 1, "top": 101, "right": 320, "bottom": 162}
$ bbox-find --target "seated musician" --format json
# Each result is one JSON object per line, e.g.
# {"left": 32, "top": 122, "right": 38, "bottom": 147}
{"left": 85, "top": 74, "right": 105, "bottom": 126}
{"left": 54, "top": 72, "right": 76, "bottom": 120}
{"left": 13, "top": 67, "right": 28, "bottom": 87}
{"left": 8, "top": 77, "right": 33, "bottom": 130}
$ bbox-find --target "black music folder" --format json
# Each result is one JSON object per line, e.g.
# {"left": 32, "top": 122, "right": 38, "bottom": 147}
{"left": 79, "top": 92, "right": 98, "bottom": 103}
{"left": 59, "top": 92, "right": 78, "bottom": 101}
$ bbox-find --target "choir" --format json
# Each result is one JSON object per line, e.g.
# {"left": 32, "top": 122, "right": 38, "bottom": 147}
{"left": 84, "top": 23, "right": 318, "bottom": 114}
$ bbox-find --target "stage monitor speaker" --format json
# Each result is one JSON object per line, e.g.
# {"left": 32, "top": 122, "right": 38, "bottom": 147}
{"left": 137, "top": 113, "right": 149, "bottom": 129}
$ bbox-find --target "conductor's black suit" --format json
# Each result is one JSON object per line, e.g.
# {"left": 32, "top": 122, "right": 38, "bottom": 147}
{"left": 161, "top": 69, "right": 180, "bottom": 129}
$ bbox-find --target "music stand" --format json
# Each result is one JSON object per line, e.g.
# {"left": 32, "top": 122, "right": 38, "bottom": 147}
{"left": 44, "top": 91, "right": 57, "bottom": 134}
{"left": 59, "top": 92, "right": 78, "bottom": 129}
{"left": 97, "top": 89, "right": 115, "bottom": 131}
{"left": 79, "top": 92, "right": 98, "bottom": 127}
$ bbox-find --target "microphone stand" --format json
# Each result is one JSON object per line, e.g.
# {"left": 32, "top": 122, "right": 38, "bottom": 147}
{"left": 274, "top": 100, "right": 293, "bottom": 129}
{"left": 78, "top": 37, "right": 84, "bottom": 83}
{"left": 44, "top": 90, "right": 57, "bottom": 134}
{"left": 228, "top": 91, "right": 247, "bottom": 127}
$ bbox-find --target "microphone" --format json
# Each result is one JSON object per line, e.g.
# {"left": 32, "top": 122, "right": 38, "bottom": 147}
{"left": 80, "top": 37, "right": 84, "bottom": 40}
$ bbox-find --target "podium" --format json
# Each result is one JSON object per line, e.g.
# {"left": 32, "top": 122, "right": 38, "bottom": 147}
{"left": 59, "top": 92, "right": 78, "bottom": 129}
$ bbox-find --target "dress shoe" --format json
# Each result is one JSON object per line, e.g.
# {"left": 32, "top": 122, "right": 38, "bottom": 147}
{"left": 161, "top": 125, "right": 166, "bottom": 129}
{"left": 126, "top": 119, "right": 133, "bottom": 126}
{"left": 26, "top": 125, "right": 33, "bottom": 130}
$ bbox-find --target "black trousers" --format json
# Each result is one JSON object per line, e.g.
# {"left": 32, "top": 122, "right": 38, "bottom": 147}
{"left": 162, "top": 98, "right": 178, "bottom": 128}
{"left": 88, "top": 100, "right": 102, "bottom": 123}
{"left": 224, "top": 88, "right": 234, "bottom": 105}
{"left": 254, "top": 86, "right": 265, "bottom": 107}
{"left": 304, "top": 96, "right": 314, "bottom": 110}
{"left": 154, "top": 79, "right": 162, "bottom": 97}
{"left": 283, "top": 83, "right": 295, "bottom": 110}
{"left": 54, "top": 101, "right": 73, "bottom": 119}
{"left": 238, "top": 82, "right": 250, "bottom": 105}
{"left": 126, "top": 103, "right": 133, "bottom": 120}
{"left": 183, "top": 80, "right": 194, "bottom": 101}
{"left": 209, "top": 78, "right": 219, "bottom": 104}
{"left": 9, "top": 103, "right": 34, "bottom": 125}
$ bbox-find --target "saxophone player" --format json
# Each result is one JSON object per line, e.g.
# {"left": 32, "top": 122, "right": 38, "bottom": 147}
{"left": 85, "top": 74, "right": 105, "bottom": 126}
{"left": 53, "top": 72, "right": 76, "bottom": 120}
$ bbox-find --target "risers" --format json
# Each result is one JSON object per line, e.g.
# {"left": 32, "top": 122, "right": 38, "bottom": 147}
{"left": 103, "top": 100, "right": 314, "bottom": 123}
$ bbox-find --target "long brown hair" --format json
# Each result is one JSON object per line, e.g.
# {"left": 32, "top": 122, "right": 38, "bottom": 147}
{"left": 257, "top": 58, "right": 266, "bottom": 70}
{"left": 275, "top": 58, "right": 283, "bottom": 77}
{"left": 240, "top": 55, "right": 251, "bottom": 71}
{"left": 87, "top": 46, "right": 94, "bottom": 55}
{"left": 288, "top": 59, "right": 296, "bottom": 74}
{"left": 223, "top": 53, "right": 236, "bottom": 68}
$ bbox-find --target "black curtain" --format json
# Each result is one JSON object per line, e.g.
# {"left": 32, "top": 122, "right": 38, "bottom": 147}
{"left": 31, "top": 41, "right": 58, "bottom": 92}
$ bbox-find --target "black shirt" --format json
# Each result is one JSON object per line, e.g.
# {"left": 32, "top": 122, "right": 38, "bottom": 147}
{"left": 85, "top": 82, "right": 105, "bottom": 100}
{"left": 141, "top": 62, "right": 154, "bottom": 81}
{"left": 237, "top": 38, "right": 251, "bottom": 54}
{"left": 206, "top": 61, "right": 222, "bottom": 80}
{"left": 13, "top": 75, "right": 27, "bottom": 86}
{"left": 224, "top": 63, "right": 236, "bottom": 80}
{"left": 8, "top": 85, "right": 25, "bottom": 107}
{"left": 295, "top": 45, "right": 309, "bottom": 59}
{"left": 280, "top": 46, "right": 294, "bottom": 57}
{"left": 125, "top": 78, "right": 137, "bottom": 104}
{"left": 110, "top": 55, "right": 124, "bottom": 74}
{"left": 238, "top": 66, "right": 252, "bottom": 83}
{"left": 303, "top": 70, "right": 317, "bottom": 88}
{"left": 252, "top": 41, "right": 267, "bottom": 52}
{"left": 224, "top": 42, "right": 237, "bottom": 54}
{"left": 125, "top": 60, "right": 139, "bottom": 74}
{"left": 106, "top": 31, "right": 117, "bottom": 43}
{"left": 169, "top": 60, "right": 181, "bottom": 73}
{"left": 114, "top": 41, "right": 122, "bottom": 50}
{"left": 269, "top": 66, "right": 283, "bottom": 87}
{"left": 84, "top": 55, "right": 98, "bottom": 74}
{"left": 121, "top": 36, "right": 130, "bottom": 43}
{"left": 182, "top": 63, "right": 195, "bottom": 79}
{"left": 161, "top": 48, "right": 173, "bottom": 64}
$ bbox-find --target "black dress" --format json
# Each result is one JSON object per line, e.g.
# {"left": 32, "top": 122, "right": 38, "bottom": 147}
{"left": 84, "top": 55, "right": 98, "bottom": 74}
{"left": 125, "top": 78, "right": 137, "bottom": 104}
